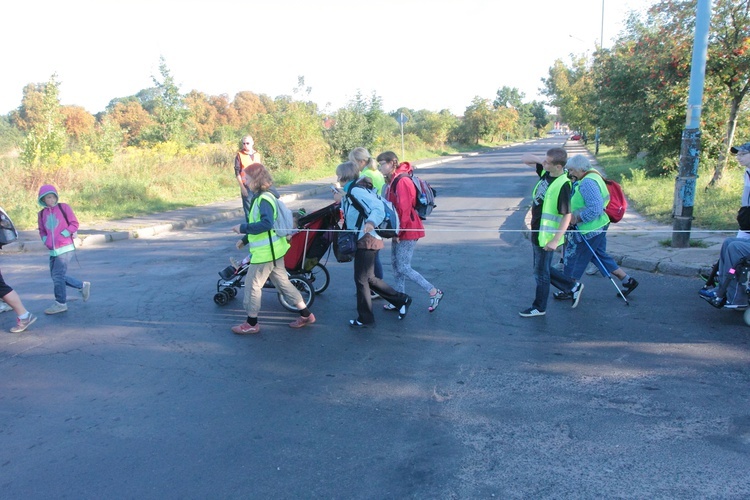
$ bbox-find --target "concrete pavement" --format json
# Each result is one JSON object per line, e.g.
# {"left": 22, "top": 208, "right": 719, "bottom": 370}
{"left": 1, "top": 144, "right": 727, "bottom": 278}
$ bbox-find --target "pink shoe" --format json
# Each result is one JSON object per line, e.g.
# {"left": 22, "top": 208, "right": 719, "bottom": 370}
{"left": 232, "top": 322, "right": 260, "bottom": 335}
{"left": 289, "top": 313, "right": 316, "bottom": 328}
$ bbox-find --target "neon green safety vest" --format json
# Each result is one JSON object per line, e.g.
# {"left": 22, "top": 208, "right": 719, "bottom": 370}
{"left": 533, "top": 174, "right": 570, "bottom": 248}
{"left": 571, "top": 174, "right": 610, "bottom": 234}
{"left": 246, "top": 192, "right": 290, "bottom": 264}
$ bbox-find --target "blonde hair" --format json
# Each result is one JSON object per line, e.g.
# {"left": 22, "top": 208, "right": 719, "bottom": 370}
{"left": 349, "top": 147, "right": 376, "bottom": 171}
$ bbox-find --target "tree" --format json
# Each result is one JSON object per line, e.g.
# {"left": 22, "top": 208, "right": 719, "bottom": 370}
{"left": 542, "top": 56, "right": 596, "bottom": 136}
{"left": 412, "top": 109, "right": 458, "bottom": 146}
{"left": 250, "top": 97, "right": 329, "bottom": 171}
{"left": 233, "top": 91, "right": 267, "bottom": 126}
{"left": 18, "top": 74, "right": 66, "bottom": 167}
{"left": 460, "top": 97, "right": 495, "bottom": 144}
{"left": 106, "top": 100, "right": 155, "bottom": 146}
{"left": 493, "top": 86, "right": 525, "bottom": 109}
{"left": 323, "top": 92, "right": 388, "bottom": 158}
{"left": 61, "top": 105, "right": 95, "bottom": 140}
{"left": 184, "top": 90, "right": 218, "bottom": 143}
{"left": 706, "top": 0, "right": 750, "bottom": 186}
{"left": 140, "top": 56, "right": 189, "bottom": 145}
{"left": 529, "top": 101, "right": 550, "bottom": 136}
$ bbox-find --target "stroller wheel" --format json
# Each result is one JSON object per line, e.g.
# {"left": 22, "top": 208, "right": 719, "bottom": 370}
{"left": 278, "top": 276, "right": 315, "bottom": 312}
{"left": 745, "top": 308, "right": 750, "bottom": 327}
{"left": 310, "top": 263, "right": 330, "bottom": 294}
{"left": 225, "top": 287, "right": 238, "bottom": 299}
{"left": 214, "top": 291, "right": 230, "bottom": 306}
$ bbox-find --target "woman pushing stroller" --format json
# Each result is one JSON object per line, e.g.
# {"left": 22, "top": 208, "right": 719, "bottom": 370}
{"left": 230, "top": 163, "right": 316, "bottom": 334}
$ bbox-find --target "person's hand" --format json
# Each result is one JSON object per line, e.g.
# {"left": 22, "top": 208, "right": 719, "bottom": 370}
{"left": 543, "top": 242, "right": 557, "bottom": 252}
{"left": 363, "top": 221, "right": 375, "bottom": 233}
{"left": 236, "top": 239, "right": 245, "bottom": 249}
{"left": 240, "top": 185, "right": 248, "bottom": 197}
{"left": 231, "top": 224, "right": 241, "bottom": 234}
{"left": 333, "top": 192, "right": 342, "bottom": 203}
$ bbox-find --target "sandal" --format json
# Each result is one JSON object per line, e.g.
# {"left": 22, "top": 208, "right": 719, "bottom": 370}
{"left": 383, "top": 303, "right": 397, "bottom": 311}
{"left": 428, "top": 290, "right": 444, "bottom": 312}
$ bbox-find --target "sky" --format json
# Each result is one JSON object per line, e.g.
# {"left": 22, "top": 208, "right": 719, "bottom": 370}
{"left": 1, "top": 0, "right": 655, "bottom": 117}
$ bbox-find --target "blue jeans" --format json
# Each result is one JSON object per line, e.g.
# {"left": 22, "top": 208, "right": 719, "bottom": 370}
{"left": 563, "top": 228, "right": 619, "bottom": 280}
{"left": 532, "top": 245, "right": 574, "bottom": 311}
{"left": 50, "top": 252, "right": 83, "bottom": 304}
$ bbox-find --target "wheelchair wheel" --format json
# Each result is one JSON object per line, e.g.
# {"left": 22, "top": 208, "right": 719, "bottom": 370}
{"left": 214, "top": 291, "right": 230, "bottom": 306}
{"left": 278, "top": 276, "right": 315, "bottom": 312}
{"left": 310, "top": 263, "right": 330, "bottom": 294}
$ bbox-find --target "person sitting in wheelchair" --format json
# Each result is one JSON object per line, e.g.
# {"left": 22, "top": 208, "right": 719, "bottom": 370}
{"left": 699, "top": 237, "right": 750, "bottom": 308}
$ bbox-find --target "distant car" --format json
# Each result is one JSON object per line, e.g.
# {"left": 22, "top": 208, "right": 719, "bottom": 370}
{"left": 570, "top": 133, "right": 582, "bottom": 141}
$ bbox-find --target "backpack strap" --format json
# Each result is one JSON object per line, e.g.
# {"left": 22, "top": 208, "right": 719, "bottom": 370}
{"left": 390, "top": 173, "right": 415, "bottom": 209}
{"left": 345, "top": 183, "right": 367, "bottom": 230}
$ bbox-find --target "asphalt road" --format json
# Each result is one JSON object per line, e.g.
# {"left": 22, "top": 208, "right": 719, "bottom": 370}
{"left": 2, "top": 138, "right": 749, "bottom": 498}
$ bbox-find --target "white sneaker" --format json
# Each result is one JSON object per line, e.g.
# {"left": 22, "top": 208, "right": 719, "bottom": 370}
{"left": 81, "top": 281, "right": 91, "bottom": 302}
{"left": 45, "top": 301, "right": 68, "bottom": 315}
{"left": 0, "top": 301, "right": 12, "bottom": 314}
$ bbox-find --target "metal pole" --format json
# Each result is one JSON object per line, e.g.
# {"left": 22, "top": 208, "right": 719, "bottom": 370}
{"left": 400, "top": 112, "right": 405, "bottom": 160}
{"left": 595, "top": 0, "right": 604, "bottom": 156}
{"left": 671, "top": 0, "right": 712, "bottom": 248}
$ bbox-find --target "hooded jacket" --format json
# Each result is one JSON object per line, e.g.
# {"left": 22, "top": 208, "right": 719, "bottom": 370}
{"left": 384, "top": 162, "right": 425, "bottom": 240}
{"left": 38, "top": 185, "right": 79, "bottom": 256}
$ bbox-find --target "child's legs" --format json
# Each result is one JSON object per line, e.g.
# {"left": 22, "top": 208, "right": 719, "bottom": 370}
{"left": 50, "top": 254, "right": 72, "bottom": 303}
{"left": 393, "top": 239, "right": 433, "bottom": 293}
{"left": 390, "top": 243, "right": 405, "bottom": 292}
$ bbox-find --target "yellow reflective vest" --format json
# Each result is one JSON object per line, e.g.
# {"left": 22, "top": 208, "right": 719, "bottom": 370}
{"left": 246, "top": 192, "right": 289, "bottom": 264}
{"left": 533, "top": 174, "right": 570, "bottom": 248}
{"left": 571, "top": 175, "right": 610, "bottom": 235}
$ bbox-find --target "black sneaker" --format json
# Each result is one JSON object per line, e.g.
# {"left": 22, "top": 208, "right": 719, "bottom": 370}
{"left": 554, "top": 290, "right": 572, "bottom": 300}
{"left": 398, "top": 296, "right": 413, "bottom": 320}
{"left": 621, "top": 277, "right": 639, "bottom": 297}
{"left": 519, "top": 307, "right": 546, "bottom": 317}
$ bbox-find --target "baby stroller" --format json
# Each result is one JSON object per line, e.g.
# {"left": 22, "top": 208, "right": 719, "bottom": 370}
{"left": 213, "top": 202, "right": 339, "bottom": 311}
{"left": 699, "top": 255, "right": 750, "bottom": 326}
{"left": 214, "top": 260, "right": 314, "bottom": 312}
{"left": 283, "top": 202, "right": 340, "bottom": 294}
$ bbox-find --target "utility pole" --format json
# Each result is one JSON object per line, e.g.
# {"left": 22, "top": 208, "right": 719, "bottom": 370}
{"left": 594, "top": 0, "right": 604, "bottom": 156}
{"left": 672, "top": 0, "right": 712, "bottom": 248}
